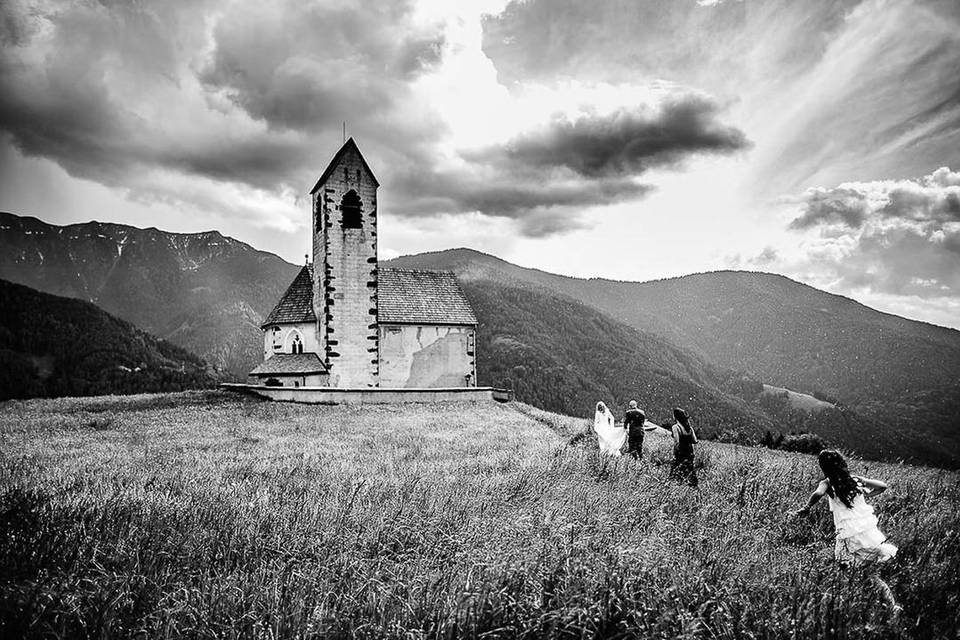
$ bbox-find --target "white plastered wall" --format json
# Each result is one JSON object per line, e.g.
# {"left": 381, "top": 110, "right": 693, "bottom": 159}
{"left": 378, "top": 324, "right": 476, "bottom": 388}
{"left": 262, "top": 322, "right": 321, "bottom": 360}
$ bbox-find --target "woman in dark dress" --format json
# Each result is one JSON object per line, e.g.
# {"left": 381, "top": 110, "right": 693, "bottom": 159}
{"left": 668, "top": 407, "right": 698, "bottom": 487}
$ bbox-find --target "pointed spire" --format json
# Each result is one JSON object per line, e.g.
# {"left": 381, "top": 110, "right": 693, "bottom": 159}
{"left": 309, "top": 137, "right": 380, "bottom": 194}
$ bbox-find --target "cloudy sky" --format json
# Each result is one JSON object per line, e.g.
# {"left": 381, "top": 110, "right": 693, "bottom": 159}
{"left": 2, "top": 0, "right": 959, "bottom": 328}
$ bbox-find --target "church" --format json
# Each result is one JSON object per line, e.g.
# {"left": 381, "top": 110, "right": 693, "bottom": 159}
{"left": 248, "top": 139, "right": 478, "bottom": 389}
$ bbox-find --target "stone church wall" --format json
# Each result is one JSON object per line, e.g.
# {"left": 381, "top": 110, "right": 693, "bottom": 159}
{"left": 378, "top": 324, "right": 476, "bottom": 388}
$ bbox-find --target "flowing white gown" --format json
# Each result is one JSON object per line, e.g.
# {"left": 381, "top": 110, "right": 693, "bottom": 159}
{"left": 828, "top": 492, "right": 898, "bottom": 566}
{"left": 593, "top": 402, "right": 626, "bottom": 456}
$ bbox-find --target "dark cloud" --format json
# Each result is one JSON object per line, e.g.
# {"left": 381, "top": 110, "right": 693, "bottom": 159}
{"left": 751, "top": 247, "right": 779, "bottom": 266}
{"left": 387, "top": 164, "right": 651, "bottom": 237}
{"left": 396, "top": 168, "right": 652, "bottom": 214}
{"left": 789, "top": 187, "right": 871, "bottom": 229}
{"left": 789, "top": 168, "right": 960, "bottom": 297}
{"left": 0, "top": 1, "right": 314, "bottom": 189}
{"left": 483, "top": 0, "right": 960, "bottom": 200}
{"left": 380, "top": 94, "right": 749, "bottom": 236}
{"left": 0, "top": 0, "right": 444, "bottom": 195}
{"left": 793, "top": 169, "right": 960, "bottom": 230}
{"left": 383, "top": 97, "right": 743, "bottom": 235}
{"left": 198, "top": 1, "right": 445, "bottom": 132}
{"left": 469, "top": 98, "right": 748, "bottom": 178}
{"left": 879, "top": 185, "right": 960, "bottom": 222}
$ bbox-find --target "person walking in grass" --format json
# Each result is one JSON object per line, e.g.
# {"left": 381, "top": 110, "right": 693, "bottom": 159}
{"left": 668, "top": 407, "right": 698, "bottom": 486}
{"left": 623, "top": 400, "right": 647, "bottom": 460}
{"left": 795, "top": 449, "right": 900, "bottom": 614}
{"left": 593, "top": 401, "right": 626, "bottom": 456}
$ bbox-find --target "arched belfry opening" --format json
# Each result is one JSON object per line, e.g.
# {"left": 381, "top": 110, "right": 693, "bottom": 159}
{"left": 341, "top": 189, "right": 362, "bottom": 229}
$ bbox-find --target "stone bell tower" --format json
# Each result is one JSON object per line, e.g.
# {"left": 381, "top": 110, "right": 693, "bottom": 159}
{"left": 309, "top": 138, "right": 380, "bottom": 387}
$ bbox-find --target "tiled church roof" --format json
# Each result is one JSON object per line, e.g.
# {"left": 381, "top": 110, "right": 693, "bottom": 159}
{"left": 249, "top": 353, "right": 327, "bottom": 376}
{"left": 262, "top": 265, "right": 477, "bottom": 328}
{"left": 378, "top": 268, "right": 477, "bottom": 325}
{"left": 262, "top": 265, "right": 315, "bottom": 327}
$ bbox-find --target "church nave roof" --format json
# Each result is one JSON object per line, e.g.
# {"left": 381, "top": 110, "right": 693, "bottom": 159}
{"left": 377, "top": 268, "right": 477, "bottom": 326}
{"left": 262, "top": 265, "right": 478, "bottom": 329}
{"left": 262, "top": 265, "right": 315, "bottom": 327}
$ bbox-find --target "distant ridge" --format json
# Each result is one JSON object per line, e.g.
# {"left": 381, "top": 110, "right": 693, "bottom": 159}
{"left": 0, "top": 212, "right": 299, "bottom": 378}
{"left": 386, "top": 248, "right": 960, "bottom": 467}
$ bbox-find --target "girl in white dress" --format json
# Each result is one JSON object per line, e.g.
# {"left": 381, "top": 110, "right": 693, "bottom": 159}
{"left": 796, "top": 449, "right": 899, "bottom": 612}
{"left": 593, "top": 401, "right": 626, "bottom": 456}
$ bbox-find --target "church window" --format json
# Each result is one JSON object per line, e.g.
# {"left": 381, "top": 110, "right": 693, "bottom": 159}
{"left": 272, "top": 326, "right": 282, "bottom": 349}
{"left": 341, "top": 190, "right": 363, "bottom": 228}
{"left": 291, "top": 334, "right": 303, "bottom": 354}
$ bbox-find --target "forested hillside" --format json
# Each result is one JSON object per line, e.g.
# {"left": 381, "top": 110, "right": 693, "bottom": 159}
{"left": 0, "top": 280, "right": 216, "bottom": 400}
{"left": 463, "top": 279, "right": 772, "bottom": 434}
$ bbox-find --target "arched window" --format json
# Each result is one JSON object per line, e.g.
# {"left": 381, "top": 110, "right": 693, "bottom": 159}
{"left": 291, "top": 333, "right": 303, "bottom": 354}
{"left": 341, "top": 190, "right": 362, "bottom": 229}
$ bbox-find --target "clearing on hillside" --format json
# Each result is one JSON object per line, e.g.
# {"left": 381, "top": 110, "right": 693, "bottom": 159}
{"left": 0, "top": 391, "right": 957, "bottom": 638}
{"left": 762, "top": 384, "right": 836, "bottom": 413}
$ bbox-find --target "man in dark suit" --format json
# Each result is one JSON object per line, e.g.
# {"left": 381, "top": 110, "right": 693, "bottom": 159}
{"left": 624, "top": 400, "right": 647, "bottom": 459}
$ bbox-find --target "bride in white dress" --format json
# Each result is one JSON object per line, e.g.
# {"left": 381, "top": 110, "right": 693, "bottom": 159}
{"left": 593, "top": 401, "right": 626, "bottom": 456}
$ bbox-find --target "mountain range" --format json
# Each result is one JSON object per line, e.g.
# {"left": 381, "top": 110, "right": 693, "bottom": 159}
{"left": 388, "top": 249, "right": 960, "bottom": 457}
{"left": 0, "top": 212, "right": 298, "bottom": 378}
{"left": 1, "top": 212, "right": 957, "bottom": 466}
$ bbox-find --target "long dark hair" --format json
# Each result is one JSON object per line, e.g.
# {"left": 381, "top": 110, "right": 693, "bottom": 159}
{"left": 673, "top": 407, "right": 690, "bottom": 431}
{"left": 817, "top": 449, "right": 860, "bottom": 508}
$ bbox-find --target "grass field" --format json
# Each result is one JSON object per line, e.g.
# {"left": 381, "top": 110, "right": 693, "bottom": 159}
{"left": 1, "top": 391, "right": 958, "bottom": 639}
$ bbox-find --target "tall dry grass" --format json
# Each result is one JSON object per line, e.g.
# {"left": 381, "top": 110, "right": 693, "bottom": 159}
{"left": 0, "top": 391, "right": 957, "bottom": 638}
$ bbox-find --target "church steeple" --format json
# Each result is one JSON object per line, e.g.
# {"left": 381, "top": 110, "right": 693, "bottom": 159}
{"left": 309, "top": 138, "right": 379, "bottom": 194}
{"left": 310, "top": 138, "right": 380, "bottom": 387}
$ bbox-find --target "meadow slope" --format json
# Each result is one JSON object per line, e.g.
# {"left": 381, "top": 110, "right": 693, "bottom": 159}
{"left": 0, "top": 392, "right": 957, "bottom": 639}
